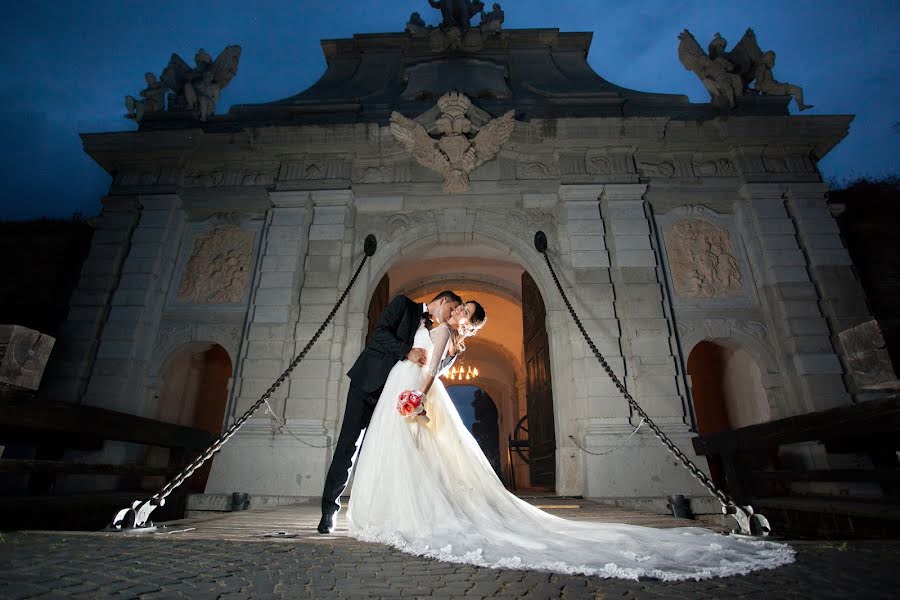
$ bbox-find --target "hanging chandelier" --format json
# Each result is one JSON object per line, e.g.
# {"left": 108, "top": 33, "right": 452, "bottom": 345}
{"left": 444, "top": 364, "right": 479, "bottom": 381}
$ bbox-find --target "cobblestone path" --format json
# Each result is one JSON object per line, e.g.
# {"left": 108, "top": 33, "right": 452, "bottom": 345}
{"left": 1, "top": 530, "right": 898, "bottom": 599}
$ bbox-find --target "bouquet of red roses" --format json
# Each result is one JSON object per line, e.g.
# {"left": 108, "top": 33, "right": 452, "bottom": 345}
{"left": 397, "top": 389, "right": 426, "bottom": 420}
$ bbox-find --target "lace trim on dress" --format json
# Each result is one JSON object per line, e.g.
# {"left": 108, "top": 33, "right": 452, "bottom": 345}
{"left": 350, "top": 524, "right": 796, "bottom": 582}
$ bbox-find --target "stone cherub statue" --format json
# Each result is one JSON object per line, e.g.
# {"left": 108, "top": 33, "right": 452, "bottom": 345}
{"left": 124, "top": 72, "right": 166, "bottom": 122}
{"left": 706, "top": 29, "right": 762, "bottom": 94}
{"left": 754, "top": 50, "right": 813, "bottom": 111}
{"left": 161, "top": 45, "right": 242, "bottom": 121}
{"left": 677, "top": 29, "right": 743, "bottom": 108}
{"left": 428, "top": 0, "right": 485, "bottom": 29}
{"left": 479, "top": 3, "right": 504, "bottom": 34}
{"left": 390, "top": 91, "right": 515, "bottom": 193}
{"left": 406, "top": 11, "right": 429, "bottom": 36}
{"left": 679, "top": 28, "right": 813, "bottom": 111}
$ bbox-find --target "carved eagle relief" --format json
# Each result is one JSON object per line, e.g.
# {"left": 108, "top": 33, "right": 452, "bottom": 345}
{"left": 390, "top": 92, "right": 515, "bottom": 193}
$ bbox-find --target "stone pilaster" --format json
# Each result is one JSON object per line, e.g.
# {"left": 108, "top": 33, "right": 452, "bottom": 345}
{"left": 557, "top": 185, "right": 626, "bottom": 426}
{"left": 206, "top": 190, "right": 340, "bottom": 498}
{"left": 555, "top": 185, "right": 623, "bottom": 496}
{"left": 287, "top": 190, "right": 355, "bottom": 426}
{"left": 602, "top": 184, "right": 687, "bottom": 426}
{"left": 230, "top": 191, "right": 310, "bottom": 417}
{"left": 784, "top": 183, "right": 872, "bottom": 395}
{"left": 559, "top": 184, "right": 705, "bottom": 500}
{"left": 81, "top": 194, "right": 185, "bottom": 414}
{"left": 42, "top": 196, "right": 141, "bottom": 404}
{"left": 737, "top": 183, "right": 849, "bottom": 414}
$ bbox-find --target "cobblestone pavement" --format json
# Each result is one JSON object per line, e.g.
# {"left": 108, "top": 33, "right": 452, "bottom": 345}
{"left": 1, "top": 530, "right": 898, "bottom": 599}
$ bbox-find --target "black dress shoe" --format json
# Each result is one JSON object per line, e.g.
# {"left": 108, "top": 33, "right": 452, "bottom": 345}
{"left": 317, "top": 512, "right": 335, "bottom": 534}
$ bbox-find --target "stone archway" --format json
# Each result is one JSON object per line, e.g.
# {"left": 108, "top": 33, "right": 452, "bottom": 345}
{"left": 445, "top": 384, "right": 502, "bottom": 478}
{"left": 150, "top": 342, "right": 233, "bottom": 492}
{"left": 356, "top": 230, "right": 561, "bottom": 489}
{"left": 686, "top": 338, "right": 771, "bottom": 488}
{"left": 347, "top": 215, "right": 581, "bottom": 494}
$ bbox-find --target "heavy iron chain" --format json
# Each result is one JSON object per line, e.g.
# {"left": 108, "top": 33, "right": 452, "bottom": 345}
{"left": 533, "top": 232, "right": 735, "bottom": 511}
{"left": 109, "top": 234, "right": 377, "bottom": 530}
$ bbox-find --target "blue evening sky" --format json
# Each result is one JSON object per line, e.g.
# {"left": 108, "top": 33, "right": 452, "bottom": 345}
{"left": 1, "top": 1, "right": 897, "bottom": 220}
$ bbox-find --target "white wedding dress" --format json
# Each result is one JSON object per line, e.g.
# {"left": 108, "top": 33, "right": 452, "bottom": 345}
{"left": 348, "top": 324, "right": 794, "bottom": 581}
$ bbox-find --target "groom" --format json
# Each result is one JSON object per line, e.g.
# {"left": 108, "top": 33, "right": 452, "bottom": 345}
{"left": 317, "top": 290, "right": 462, "bottom": 533}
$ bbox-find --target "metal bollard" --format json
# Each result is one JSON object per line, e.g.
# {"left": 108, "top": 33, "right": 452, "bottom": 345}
{"left": 230, "top": 492, "right": 250, "bottom": 512}
{"left": 667, "top": 494, "right": 693, "bottom": 519}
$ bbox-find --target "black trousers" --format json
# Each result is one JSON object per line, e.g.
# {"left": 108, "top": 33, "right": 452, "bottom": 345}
{"left": 320, "top": 383, "right": 381, "bottom": 514}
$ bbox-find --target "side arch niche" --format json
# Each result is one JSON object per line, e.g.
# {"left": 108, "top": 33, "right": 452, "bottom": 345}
{"left": 148, "top": 342, "right": 233, "bottom": 492}
{"left": 686, "top": 339, "right": 771, "bottom": 489}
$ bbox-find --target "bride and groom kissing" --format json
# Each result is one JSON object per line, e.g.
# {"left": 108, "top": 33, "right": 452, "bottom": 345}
{"left": 314, "top": 290, "right": 794, "bottom": 581}
{"left": 318, "top": 290, "right": 485, "bottom": 534}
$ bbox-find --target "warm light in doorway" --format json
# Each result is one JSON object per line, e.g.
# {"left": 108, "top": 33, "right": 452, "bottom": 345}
{"left": 443, "top": 364, "right": 479, "bottom": 381}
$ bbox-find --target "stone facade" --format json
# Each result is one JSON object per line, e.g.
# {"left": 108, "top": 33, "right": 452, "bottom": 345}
{"left": 43, "top": 23, "right": 872, "bottom": 511}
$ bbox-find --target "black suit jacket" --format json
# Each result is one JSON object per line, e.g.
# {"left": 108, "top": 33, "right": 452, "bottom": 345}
{"left": 347, "top": 295, "right": 422, "bottom": 394}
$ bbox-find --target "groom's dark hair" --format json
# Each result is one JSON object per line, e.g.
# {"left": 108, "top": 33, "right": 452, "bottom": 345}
{"left": 431, "top": 290, "right": 462, "bottom": 305}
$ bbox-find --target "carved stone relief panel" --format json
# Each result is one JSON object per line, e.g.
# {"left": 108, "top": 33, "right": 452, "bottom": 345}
{"left": 177, "top": 226, "right": 255, "bottom": 304}
{"left": 515, "top": 158, "right": 559, "bottom": 180}
{"left": 656, "top": 206, "right": 756, "bottom": 309}
{"left": 663, "top": 219, "right": 743, "bottom": 299}
{"left": 183, "top": 167, "right": 276, "bottom": 187}
{"left": 637, "top": 160, "right": 676, "bottom": 178}
{"left": 692, "top": 157, "right": 737, "bottom": 177}
{"left": 558, "top": 149, "right": 636, "bottom": 180}
{"left": 584, "top": 153, "right": 611, "bottom": 175}
{"left": 351, "top": 162, "right": 412, "bottom": 184}
{"left": 279, "top": 155, "right": 351, "bottom": 181}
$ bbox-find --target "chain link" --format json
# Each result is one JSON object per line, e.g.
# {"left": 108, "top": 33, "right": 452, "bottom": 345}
{"left": 540, "top": 250, "right": 733, "bottom": 511}
{"left": 568, "top": 418, "right": 645, "bottom": 457}
{"left": 263, "top": 399, "right": 337, "bottom": 449}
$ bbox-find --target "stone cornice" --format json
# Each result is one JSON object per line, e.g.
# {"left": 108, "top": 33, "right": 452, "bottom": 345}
{"left": 558, "top": 183, "right": 646, "bottom": 202}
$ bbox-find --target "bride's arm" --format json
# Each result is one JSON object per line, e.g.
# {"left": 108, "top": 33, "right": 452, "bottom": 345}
{"left": 437, "top": 338, "right": 458, "bottom": 376}
{"left": 418, "top": 324, "right": 451, "bottom": 396}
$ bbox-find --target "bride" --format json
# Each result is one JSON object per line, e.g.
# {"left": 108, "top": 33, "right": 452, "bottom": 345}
{"left": 347, "top": 303, "right": 794, "bottom": 581}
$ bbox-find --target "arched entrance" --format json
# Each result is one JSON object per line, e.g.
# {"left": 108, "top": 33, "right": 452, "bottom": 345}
{"left": 446, "top": 385, "right": 502, "bottom": 477}
{"left": 687, "top": 339, "right": 771, "bottom": 488}
{"left": 362, "top": 245, "right": 556, "bottom": 492}
{"left": 151, "top": 342, "right": 232, "bottom": 492}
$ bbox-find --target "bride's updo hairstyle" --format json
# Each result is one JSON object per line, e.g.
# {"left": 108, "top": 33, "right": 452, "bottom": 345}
{"left": 454, "top": 301, "right": 486, "bottom": 352}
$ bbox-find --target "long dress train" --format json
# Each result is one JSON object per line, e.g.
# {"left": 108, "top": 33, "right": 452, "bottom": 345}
{"left": 347, "top": 324, "right": 794, "bottom": 581}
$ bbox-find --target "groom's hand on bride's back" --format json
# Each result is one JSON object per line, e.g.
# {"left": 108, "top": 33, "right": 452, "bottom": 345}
{"left": 406, "top": 347, "right": 427, "bottom": 366}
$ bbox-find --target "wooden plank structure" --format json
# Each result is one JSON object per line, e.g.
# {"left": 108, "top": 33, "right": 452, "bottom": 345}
{"left": 0, "top": 387, "right": 216, "bottom": 530}
{"left": 692, "top": 394, "right": 900, "bottom": 538}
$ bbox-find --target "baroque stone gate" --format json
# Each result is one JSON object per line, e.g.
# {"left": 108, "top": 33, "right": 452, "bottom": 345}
{"left": 44, "top": 4, "right": 872, "bottom": 512}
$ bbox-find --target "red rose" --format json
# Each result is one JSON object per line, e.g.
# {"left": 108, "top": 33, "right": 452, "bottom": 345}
{"left": 397, "top": 390, "right": 424, "bottom": 418}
